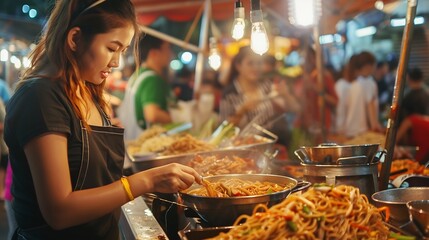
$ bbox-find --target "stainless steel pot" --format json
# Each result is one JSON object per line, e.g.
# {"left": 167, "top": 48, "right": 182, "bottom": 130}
{"left": 301, "top": 162, "right": 379, "bottom": 199}
{"left": 371, "top": 187, "right": 429, "bottom": 225}
{"left": 294, "top": 143, "right": 380, "bottom": 165}
{"left": 130, "top": 149, "right": 271, "bottom": 175}
{"left": 407, "top": 200, "right": 429, "bottom": 237}
{"left": 178, "top": 174, "right": 310, "bottom": 227}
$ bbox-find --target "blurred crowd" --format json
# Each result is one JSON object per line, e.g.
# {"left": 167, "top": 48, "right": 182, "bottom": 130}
{"left": 100, "top": 39, "right": 429, "bottom": 164}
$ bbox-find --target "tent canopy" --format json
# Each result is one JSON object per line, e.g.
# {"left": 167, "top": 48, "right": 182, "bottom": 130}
{"left": 133, "top": 0, "right": 284, "bottom": 25}
{"left": 131, "top": 0, "right": 399, "bottom": 34}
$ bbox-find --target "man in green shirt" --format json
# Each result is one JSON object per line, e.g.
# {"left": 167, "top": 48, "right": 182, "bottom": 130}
{"left": 125, "top": 35, "right": 174, "bottom": 137}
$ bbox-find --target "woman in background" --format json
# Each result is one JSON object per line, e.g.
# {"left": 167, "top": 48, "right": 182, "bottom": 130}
{"left": 220, "top": 46, "right": 299, "bottom": 146}
{"left": 4, "top": 1, "right": 201, "bottom": 239}
{"left": 294, "top": 47, "right": 338, "bottom": 140}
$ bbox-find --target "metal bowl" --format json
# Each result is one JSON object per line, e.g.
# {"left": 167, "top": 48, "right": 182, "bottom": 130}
{"left": 407, "top": 200, "right": 429, "bottom": 237}
{"left": 130, "top": 148, "right": 270, "bottom": 175}
{"left": 179, "top": 174, "right": 307, "bottom": 227}
{"left": 294, "top": 143, "right": 380, "bottom": 165}
{"left": 371, "top": 187, "right": 429, "bottom": 224}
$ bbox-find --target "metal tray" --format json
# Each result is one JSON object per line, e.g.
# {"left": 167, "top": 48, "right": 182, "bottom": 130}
{"left": 129, "top": 148, "right": 270, "bottom": 175}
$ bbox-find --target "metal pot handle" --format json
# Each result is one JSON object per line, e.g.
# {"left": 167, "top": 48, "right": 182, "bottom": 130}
{"left": 291, "top": 180, "right": 311, "bottom": 193}
{"left": 336, "top": 155, "right": 368, "bottom": 165}
{"left": 294, "top": 148, "right": 311, "bottom": 163}
{"left": 372, "top": 149, "right": 387, "bottom": 163}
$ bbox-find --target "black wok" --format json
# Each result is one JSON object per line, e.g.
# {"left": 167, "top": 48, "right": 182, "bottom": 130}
{"left": 179, "top": 174, "right": 310, "bottom": 227}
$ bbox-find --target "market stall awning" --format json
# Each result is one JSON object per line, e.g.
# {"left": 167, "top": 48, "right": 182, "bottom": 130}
{"left": 132, "top": 0, "right": 286, "bottom": 25}
{"left": 131, "top": 0, "right": 399, "bottom": 34}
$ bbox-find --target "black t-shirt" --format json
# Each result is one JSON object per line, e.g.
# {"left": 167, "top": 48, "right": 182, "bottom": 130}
{"left": 4, "top": 78, "right": 103, "bottom": 238}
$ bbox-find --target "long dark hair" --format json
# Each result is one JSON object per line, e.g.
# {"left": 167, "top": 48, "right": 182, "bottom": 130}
{"left": 20, "top": 0, "right": 140, "bottom": 129}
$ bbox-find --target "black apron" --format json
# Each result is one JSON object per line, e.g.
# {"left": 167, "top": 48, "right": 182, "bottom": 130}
{"left": 14, "top": 113, "right": 125, "bottom": 240}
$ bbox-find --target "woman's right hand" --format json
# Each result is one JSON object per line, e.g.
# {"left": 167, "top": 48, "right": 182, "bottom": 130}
{"left": 138, "top": 163, "right": 202, "bottom": 193}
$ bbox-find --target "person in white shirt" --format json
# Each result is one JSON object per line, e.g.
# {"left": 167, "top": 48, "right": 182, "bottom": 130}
{"left": 335, "top": 54, "right": 358, "bottom": 135}
{"left": 344, "top": 51, "right": 382, "bottom": 138}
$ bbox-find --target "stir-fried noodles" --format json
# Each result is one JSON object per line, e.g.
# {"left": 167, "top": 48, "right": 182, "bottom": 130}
{"left": 184, "top": 178, "right": 294, "bottom": 197}
{"left": 162, "top": 134, "right": 215, "bottom": 155}
{"left": 209, "top": 185, "right": 390, "bottom": 239}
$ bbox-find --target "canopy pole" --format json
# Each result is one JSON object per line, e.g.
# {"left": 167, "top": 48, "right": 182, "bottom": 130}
{"left": 184, "top": 4, "right": 205, "bottom": 43}
{"left": 379, "top": 0, "right": 417, "bottom": 190}
{"left": 138, "top": 24, "right": 202, "bottom": 53}
{"left": 194, "top": 0, "right": 211, "bottom": 96}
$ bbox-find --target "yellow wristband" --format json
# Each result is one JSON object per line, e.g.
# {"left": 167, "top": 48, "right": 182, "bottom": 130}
{"left": 120, "top": 176, "right": 134, "bottom": 201}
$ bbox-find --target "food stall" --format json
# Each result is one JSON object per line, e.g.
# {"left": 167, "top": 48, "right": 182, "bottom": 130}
{"left": 119, "top": 122, "right": 428, "bottom": 239}
{"left": 117, "top": 0, "right": 429, "bottom": 239}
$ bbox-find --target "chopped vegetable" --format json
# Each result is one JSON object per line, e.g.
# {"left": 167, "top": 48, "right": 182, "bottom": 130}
{"left": 287, "top": 221, "right": 297, "bottom": 232}
{"left": 389, "top": 232, "right": 416, "bottom": 240}
{"left": 303, "top": 205, "right": 312, "bottom": 215}
{"left": 350, "top": 222, "right": 370, "bottom": 232}
{"left": 209, "top": 121, "right": 236, "bottom": 146}
{"left": 377, "top": 206, "right": 390, "bottom": 222}
{"left": 313, "top": 183, "right": 332, "bottom": 188}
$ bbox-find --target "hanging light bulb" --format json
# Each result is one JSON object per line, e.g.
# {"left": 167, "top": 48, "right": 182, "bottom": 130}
{"left": 208, "top": 37, "right": 221, "bottom": 71}
{"left": 250, "top": 0, "right": 269, "bottom": 55}
{"left": 231, "top": 0, "right": 245, "bottom": 40}
{"left": 288, "top": 0, "right": 321, "bottom": 27}
{"left": 374, "top": 0, "right": 384, "bottom": 10}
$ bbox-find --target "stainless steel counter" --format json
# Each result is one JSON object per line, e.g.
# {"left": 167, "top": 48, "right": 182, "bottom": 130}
{"left": 119, "top": 197, "right": 168, "bottom": 240}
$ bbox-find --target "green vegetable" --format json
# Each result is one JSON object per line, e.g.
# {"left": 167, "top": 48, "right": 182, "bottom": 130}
{"left": 389, "top": 232, "right": 416, "bottom": 240}
{"left": 196, "top": 116, "right": 217, "bottom": 139}
{"left": 209, "top": 121, "right": 236, "bottom": 146}
{"left": 313, "top": 183, "right": 332, "bottom": 188}
{"left": 287, "top": 221, "right": 297, "bottom": 232}
{"left": 303, "top": 205, "right": 311, "bottom": 215}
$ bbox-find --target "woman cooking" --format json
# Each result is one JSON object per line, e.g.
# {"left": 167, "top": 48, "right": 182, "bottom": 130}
{"left": 4, "top": 0, "right": 201, "bottom": 239}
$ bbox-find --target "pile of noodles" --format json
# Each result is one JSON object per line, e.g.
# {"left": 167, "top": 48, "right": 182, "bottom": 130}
{"left": 210, "top": 185, "right": 390, "bottom": 240}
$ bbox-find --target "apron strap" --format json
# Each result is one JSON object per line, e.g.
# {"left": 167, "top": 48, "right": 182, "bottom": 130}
{"left": 94, "top": 103, "right": 112, "bottom": 127}
{"left": 74, "top": 121, "right": 90, "bottom": 191}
